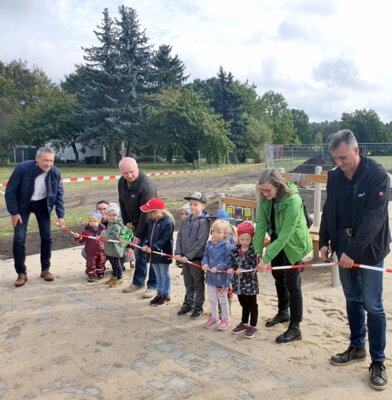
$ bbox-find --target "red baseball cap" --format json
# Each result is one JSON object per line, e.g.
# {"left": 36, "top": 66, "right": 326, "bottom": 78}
{"left": 140, "top": 198, "right": 166, "bottom": 212}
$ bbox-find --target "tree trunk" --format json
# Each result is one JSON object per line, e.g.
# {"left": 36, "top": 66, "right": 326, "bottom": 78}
{"left": 166, "top": 147, "right": 173, "bottom": 162}
{"left": 109, "top": 144, "right": 116, "bottom": 167}
{"left": 126, "top": 140, "right": 132, "bottom": 157}
{"left": 71, "top": 142, "right": 79, "bottom": 166}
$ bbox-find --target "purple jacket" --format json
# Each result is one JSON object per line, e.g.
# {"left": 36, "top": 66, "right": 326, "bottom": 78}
{"left": 75, "top": 224, "right": 106, "bottom": 255}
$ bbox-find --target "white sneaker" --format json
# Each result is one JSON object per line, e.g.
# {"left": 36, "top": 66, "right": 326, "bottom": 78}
{"left": 123, "top": 285, "right": 143, "bottom": 293}
{"left": 142, "top": 289, "right": 156, "bottom": 299}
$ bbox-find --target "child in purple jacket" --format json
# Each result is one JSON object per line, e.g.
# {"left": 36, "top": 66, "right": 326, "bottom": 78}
{"left": 74, "top": 211, "right": 106, "bottom": 282}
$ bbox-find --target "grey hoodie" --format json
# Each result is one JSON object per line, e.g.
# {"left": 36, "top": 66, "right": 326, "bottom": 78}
{"left": 175, "top": 215, "right": 210, "bottom": 261}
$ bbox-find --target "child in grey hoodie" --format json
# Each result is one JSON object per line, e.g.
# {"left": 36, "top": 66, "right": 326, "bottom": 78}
{"left": 175, "top": 192, "right": 210, "bottom": 319}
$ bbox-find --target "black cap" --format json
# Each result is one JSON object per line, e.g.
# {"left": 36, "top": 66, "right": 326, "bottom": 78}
{"left": 184, "top": 191, "right": 207, "bottom": 204}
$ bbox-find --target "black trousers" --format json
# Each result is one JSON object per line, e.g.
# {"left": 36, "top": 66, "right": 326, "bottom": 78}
{"left": 237, "top": 295, "right": 258, "bottom": 327}
{"left": 13, "top": 199, "right": 51, "bottom": 274}
{"left": 271, "top": 249, "right": 303, "bottom": 325}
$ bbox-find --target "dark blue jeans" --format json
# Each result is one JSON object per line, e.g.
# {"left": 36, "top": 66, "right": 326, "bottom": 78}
{"left": 132, "top": 244, "right": 156, "bottom": 289}
{"left": 337, "top": 232, "right": 386, "bottom": 362}
{"left": 13, "top": 199, "right": 52, "bottom": 274}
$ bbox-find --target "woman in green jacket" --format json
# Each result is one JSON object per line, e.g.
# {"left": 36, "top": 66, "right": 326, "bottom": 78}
{"left": 254, "top": 168, "right": 312, "bottom": 343}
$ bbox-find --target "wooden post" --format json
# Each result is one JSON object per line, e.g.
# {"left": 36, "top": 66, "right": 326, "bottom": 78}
{"left": 218, "top": 193, "right": 225, "bottom": 211}
{"left": 313, "top": 166, "right": 322, "bottom": 227}
{"left": 313, "top": 166, "right": 322, "bottom": 259}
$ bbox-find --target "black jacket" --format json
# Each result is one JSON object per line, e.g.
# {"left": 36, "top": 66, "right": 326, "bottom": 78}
{"left": 118, "top": 171, "right": 157, "bottom": 239}
{"left": 143, "top": 215, "right": 174, "bottom": 264}
{"left": 319, "top": 155, "right": 390, "bottom": 265}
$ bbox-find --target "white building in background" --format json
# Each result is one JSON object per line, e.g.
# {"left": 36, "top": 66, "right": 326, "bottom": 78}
{"left": 9, "top": 144, "right": 106, "bottom": 164}
{"left": 56, "top": 143, "right": 106, "bottom": 164}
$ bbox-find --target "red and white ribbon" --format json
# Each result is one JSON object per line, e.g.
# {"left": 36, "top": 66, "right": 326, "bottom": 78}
{"left": 52, "top": 220, "right": 392, "bottom": 274}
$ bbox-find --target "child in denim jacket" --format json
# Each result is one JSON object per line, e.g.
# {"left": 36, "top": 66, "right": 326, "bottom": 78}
{"left": 201, "top": 219, "right": 234, "bottom": 330}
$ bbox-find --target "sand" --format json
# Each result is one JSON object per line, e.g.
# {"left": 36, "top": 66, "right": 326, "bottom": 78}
{"left": 1, "top": 225, "right": 391, "bottom": 399}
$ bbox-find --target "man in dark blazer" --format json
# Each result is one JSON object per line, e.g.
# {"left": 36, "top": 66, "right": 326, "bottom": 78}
{"left": 5, "top": 147, "right": 65, "bottom": 287}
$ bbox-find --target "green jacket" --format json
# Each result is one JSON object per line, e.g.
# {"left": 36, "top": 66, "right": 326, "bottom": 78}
{"left": 101, "top": 218, "right": 129, "bottom": 258}
{"left": 253, "top": 182, "right": 312, "bottom": 265}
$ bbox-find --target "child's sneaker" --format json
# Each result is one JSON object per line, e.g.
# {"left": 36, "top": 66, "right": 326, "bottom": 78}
{"left": 156, "top": 295, "right": 171, "bottom": 307}
{"left": 86, "top": 276, "right": 96, "bottom": 283}
{"left": 105, "top": 276, "right": 116, "bottom": 285}
{"left": 232, "top": 322, "right": 248, "bottom": 335}
{"left": 109, "top": 279, "right": 123, "bottom": 288}
{"left": 96, "top": 274, "right": 105, "bottom": 280}
{"left": 216, "top": 320, "right": 231, "bottom": 331}
{"left": 203, "top": 317, "right": 220, "bottom": 329}
{"left": 244, "top": 326, "right": 258, "bottom": 339}
{"left": 150, "top": 294, "right": 162, "bottom": 306}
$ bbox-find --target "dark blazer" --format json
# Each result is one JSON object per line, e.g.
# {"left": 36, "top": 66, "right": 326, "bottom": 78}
{"left": 5, "top": 160, "right": 65, "bottom": 218}
{"left": 319, "top": 155, "right": 390, "bottom": 265}
{"left": 118, "top": 171, "right": 157, "bottom": 239}
{"left": 143, "top": 215, "right": 174, "bottom": 264}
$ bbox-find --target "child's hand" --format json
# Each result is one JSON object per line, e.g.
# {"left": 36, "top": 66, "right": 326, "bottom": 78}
{"left": 236, "top": 268, "right": 243, "bottom": 274}
{"left": 73, "top": 233, "right": 80, "bottom": 239}
{"left": 256, "top": 258, "right": 267, "bottom": 272}
{"left": 226, "top": 268, "right": 234, "bottom": 274}
{"left": 181, "top": 256, "right": 189, "bottom": 264}
{"left": 145, "top": 247, "right": 152, "bottom": 254}
{"left": 201, "top": 264, "right": 209, "bottom": 271}
{"left": 141, "top": 245, "right": 149, "bottom": 252}
{"left": 210, "top": 267, "right": 217, "bottom": 273}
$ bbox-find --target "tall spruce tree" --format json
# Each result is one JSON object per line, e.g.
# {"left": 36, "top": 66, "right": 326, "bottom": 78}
{"left": 76, "top": 8, "right": 124, "bottom": 166}
{"left": 151, "top": 44, "right": 189, "bottom": 92}
{"left": 115, "top": 5, "right": 153, "bottom": 156}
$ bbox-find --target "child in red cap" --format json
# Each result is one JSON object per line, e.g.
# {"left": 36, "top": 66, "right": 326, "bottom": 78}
{"left": 227, "top": 221, "right": 259, "bottom": 339}
{"left": 140, "top": 198, "right": 174, "bottom": 306}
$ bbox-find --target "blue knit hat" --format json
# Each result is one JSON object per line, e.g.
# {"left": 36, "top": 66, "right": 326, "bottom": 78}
{"left": 181, "top": 203, "right": 192, "bottom": 215}
{"left": 89, "top": 210, "right": 102, "bottom": 221}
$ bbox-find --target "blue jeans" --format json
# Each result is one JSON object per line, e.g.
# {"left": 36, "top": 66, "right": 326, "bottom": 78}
{"left": 13, "top": 199, "right": 52, "bottom": 274}
{"left": 152, "top": 263, "right": 171, "bottom": 296}
{"left": 132, "top": 245, "right": 156, "bottom": 289}
{"left": 337, "top": 233, "right": 386, "bottom": 362}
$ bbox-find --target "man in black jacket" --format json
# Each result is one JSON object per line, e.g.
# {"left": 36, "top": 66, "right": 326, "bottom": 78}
{"left": 118, "top": 157, "right": 157, "bottom": 297}
{"left": 320, "top": 129, "right": 390, "bottom": 391}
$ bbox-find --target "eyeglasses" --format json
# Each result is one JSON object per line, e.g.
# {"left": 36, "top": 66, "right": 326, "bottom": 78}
{"left": 97, "top": 207, "right": 107, "bottom": 211}
{"left": 260, "top": 188, "right": 273, "bottom": 194}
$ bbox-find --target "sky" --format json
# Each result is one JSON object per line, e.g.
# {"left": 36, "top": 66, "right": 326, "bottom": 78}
{"left": 1, "top": 0, "right": 392, "bottom": 123}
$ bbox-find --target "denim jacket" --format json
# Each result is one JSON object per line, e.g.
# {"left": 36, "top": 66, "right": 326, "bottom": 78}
{"left": 202, "top": 239, "right": 234, "bottom": 287}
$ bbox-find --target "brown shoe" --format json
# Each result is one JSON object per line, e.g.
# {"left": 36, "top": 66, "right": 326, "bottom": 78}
{"left": 15, "top": 273, "right": 28, "bottom": 287}
{"left": 40, "top": 270, "right": 54, "bottom": 281}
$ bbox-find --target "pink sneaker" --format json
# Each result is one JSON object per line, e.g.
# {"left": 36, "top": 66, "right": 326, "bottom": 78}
{"left": 216, "top": 320, "right": 231, "bottom": 331}
{"left": 203, "top": 317, "right": 220, "bottom": 329}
